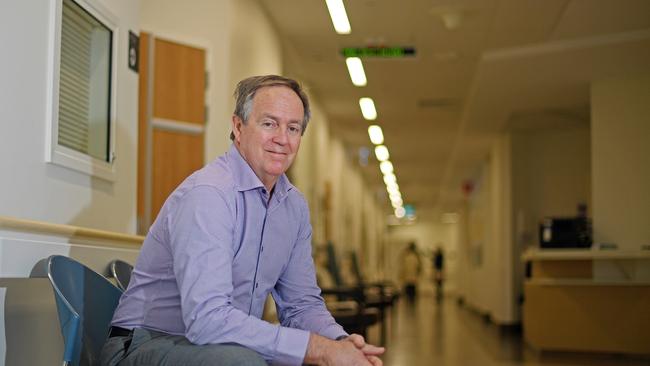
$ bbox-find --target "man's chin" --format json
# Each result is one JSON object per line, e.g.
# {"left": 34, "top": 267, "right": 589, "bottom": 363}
{"left": 265, "top": 165, "right": 289, "bottom": 177}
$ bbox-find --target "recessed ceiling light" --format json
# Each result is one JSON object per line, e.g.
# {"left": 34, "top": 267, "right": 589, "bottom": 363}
{"left": 374, "top": 145, "right": 389, "bottom": 161}
{"left": 386, "top": 184, "right": 400, "bottom": 195}
{"left": 359, "top": 97, "right": 377, "bottom": 120}
{"left": 383, "top": 173, "right": 396, "bottom": 185}
{"left": 379, "top": 160, "right": 393, "bottom": 175}
{"left": 345, "top": 57, "right": 366, "bottom": 86}
{"left": 386, "top": 180, "right": 399, "bottom": 191}
{"left": 368, "top": 125, "right": 384, "bottom": 145}
{"left": 325, "top": 0, "right": 351, "bottom": 34}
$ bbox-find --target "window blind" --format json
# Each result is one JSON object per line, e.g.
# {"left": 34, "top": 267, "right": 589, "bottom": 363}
{"left": 58, "top": 0, "right": 93, "bottom": 154}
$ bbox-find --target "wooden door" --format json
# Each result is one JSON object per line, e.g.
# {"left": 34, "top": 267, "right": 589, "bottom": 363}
{"left": 137, "top": 33, "right": 206, "bottom": 234}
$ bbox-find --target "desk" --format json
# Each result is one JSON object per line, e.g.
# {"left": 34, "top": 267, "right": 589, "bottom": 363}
{"left": 522, "top": 248, "right": 650, "bottom": 355}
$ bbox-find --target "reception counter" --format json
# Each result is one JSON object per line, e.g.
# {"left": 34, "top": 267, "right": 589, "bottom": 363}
{"left": 522, "top": 247, "right": 650, "bottom": 355}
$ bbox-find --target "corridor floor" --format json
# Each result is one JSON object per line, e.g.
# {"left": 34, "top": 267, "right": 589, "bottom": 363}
{"left": 374, "top": 294, "right": 649, "bottom": 366}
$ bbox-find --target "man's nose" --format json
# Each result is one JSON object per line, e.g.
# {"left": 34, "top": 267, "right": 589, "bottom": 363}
{"left": 272, "top": 126, "right": 289, "bottom": 144}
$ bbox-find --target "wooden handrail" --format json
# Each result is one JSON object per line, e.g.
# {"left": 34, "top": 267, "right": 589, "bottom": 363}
{"left": 0, "top": 215, "right": 144, "bottom": 245}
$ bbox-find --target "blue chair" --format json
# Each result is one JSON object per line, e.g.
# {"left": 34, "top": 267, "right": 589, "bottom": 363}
{"left": 108, "top": 259, "right": 134, "bottom": 292}
{"left": 30, "top": 255, "right": 123, "bottom": 366}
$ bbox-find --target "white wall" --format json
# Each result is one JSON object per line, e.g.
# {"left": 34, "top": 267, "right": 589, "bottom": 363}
{"left": 591, "top": 73, "right": 650, "bottom": 250}
{"left": 454, "top": 134, "right": 517, "bottom": 324}
{"left": 0, "top": 0, "right": 140, "bottom": 234}
{"left": 228, "top": 0, "right": 283, "bottom": 86}
{"left": 462, "top": 163, "right": 493, "bottom": 315}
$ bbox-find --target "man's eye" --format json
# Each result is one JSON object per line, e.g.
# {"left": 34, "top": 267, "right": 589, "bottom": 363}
{"left": 261, "top": 121, "right": 276, "bottom": 128}
{"left": 288, "top": 125, "right": 302, "bottom": 134}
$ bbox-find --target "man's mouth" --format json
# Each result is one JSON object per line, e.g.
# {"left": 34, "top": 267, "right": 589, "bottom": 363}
{"left": 266, "top": 150, "right": 286, "bottom": 156}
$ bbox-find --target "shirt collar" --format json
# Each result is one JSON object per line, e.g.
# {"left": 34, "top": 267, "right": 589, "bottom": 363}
{"left": 226, "top": 144, "right": 295, "bottom": 199}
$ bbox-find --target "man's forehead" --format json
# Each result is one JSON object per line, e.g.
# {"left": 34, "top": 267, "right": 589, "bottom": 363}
{"left": 254, "top": 85, "right": 300, "bottom": 100}
{"left": 252, "top": 86, "right": 304, "bottom": 114}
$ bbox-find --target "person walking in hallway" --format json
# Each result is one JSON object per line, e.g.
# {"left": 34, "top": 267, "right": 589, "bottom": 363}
{"left": 433, "top": 246, "right": 445, "bottom": 302}
{"left": 100, "top": 75, "right": 384, "bottom": 366}
{"left": 400, "top": 242, "right": 422, "bottom": 302}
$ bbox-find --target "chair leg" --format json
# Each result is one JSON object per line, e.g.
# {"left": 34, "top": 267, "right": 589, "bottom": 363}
{"left": 379, "top": 307, "right": 386, "bottom": 346}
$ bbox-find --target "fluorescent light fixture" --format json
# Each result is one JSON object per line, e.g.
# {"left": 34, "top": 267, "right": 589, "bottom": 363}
{"left": 386, "top": 180, "right": 399, "bottom": 191}
{"left": 368, "top": 125, "right": 384, "bottom": 145}
{"left": 383, "top": 173, "right": 396, "bottom": 185}
{"left": 359, "top": 97, "right": 377, "bottom": 120}
{"left": 379, "top": 161, "right": 393, "bottom": 175}
{"left": 395, "top": 206, "right": 406, "bottom": 218}
{"left": 389, "top": 192, "right": 402, "bottom": 201}
{"left": 325, "top": 0, "right": 351, "bottom": 34}
{"left": 374, "top": 145, "right": 389, "bottom": 161}
{"left": 345, "top": 57, "right": 366, "bottom": 86}
{"left": 391, "top": 197, "right": 403, "bottom": 208}
{"left": 387, "top": 184, "right": 400, "bottom": 196}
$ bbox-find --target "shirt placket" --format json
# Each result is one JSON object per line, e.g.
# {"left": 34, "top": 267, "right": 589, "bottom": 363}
{"left": 248, "top": 187, "right": 269, "bottom": 315}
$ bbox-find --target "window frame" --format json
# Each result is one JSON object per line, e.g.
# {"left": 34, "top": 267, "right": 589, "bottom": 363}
{"left": 45, "top": 0, "right": 119, "bottom": 181}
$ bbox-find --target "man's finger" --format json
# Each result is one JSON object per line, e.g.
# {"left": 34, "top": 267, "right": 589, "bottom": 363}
{"left": 347, "top": 333, "right": 366, "bottom": 348}
{"left": 361, "top": 344, "right": 385, "bottom": 356}
{"left": 367, "top": 355, "right": 383, "bottom": 366}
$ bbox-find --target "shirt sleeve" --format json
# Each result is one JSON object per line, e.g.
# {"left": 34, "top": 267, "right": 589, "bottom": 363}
{"left": 272, "top": 197, "right": 348, "bottom": 341}
{"left": 167, "top": 186, "right": 310, "bottom": 366}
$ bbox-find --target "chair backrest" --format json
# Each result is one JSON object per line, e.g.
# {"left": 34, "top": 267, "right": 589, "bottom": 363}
{"left": 109, "top": 259, "right": 134, "bottom": 292}
{"left": 31, "top": 255, "right": 123, "bottom": 366}
{"left": 325, "top": 242, "right": 343, "bottom": 287}
{"left": 349, "top": 251, "right": 365, "bottom": 286}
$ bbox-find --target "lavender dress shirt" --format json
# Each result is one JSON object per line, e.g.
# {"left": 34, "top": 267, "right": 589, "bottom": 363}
{"left": 112, "top": 144, "right": 346, "bottom": 365}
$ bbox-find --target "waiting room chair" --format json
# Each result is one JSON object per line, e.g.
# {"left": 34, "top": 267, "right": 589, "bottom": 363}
{"left": 315, "top": 244, "right": 379, "bottom": 338}
{"left": 108, "top": 259, "right": 134, "bottom": 292}
{"left": 326, "top": 243, "right": 398, "bottom": 345}
{"left": 30, "top": 255, "right": 123, "bottom": 366}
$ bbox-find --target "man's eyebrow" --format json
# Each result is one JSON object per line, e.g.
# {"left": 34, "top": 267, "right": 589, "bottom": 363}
{"left": 259, "top": 113, "right": 302, "bottom": 124}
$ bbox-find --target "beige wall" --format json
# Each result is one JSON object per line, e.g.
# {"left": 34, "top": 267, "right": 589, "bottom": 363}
{"left": 591, "top": 73, "right": 650, "bottom": 250}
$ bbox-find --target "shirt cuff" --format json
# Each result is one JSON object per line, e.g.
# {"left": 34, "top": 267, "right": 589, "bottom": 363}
{"left": 319, "top": 323, "right": 348, "bottom": 341}
{"left": 272, "top": 326, "right": 310, "bottom": 366}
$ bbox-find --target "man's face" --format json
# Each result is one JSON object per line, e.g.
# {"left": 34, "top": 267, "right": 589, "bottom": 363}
{"left": 232, "top": 86, "right": 304, "bottom": 190}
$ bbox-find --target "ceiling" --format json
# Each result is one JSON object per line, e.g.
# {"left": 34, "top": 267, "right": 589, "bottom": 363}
{"left": 258, "top": 0, "right": 650, "bottom": 221}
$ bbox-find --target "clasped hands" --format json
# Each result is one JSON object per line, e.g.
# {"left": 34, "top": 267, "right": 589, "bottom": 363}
{"left": 305, "top": 332, "right": 384, "bottom": 366}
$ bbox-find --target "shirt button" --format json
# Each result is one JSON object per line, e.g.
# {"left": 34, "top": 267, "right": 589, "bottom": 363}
{"left": 261, "top": 246, "right": 264, "bottom": 252}
{"left": 256, "top": 283, "right": 259, "bottom": 288}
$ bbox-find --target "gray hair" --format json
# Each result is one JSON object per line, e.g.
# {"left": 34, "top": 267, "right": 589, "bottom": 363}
{"left": 230, "top": 75, "right": 311, "bottom": 140}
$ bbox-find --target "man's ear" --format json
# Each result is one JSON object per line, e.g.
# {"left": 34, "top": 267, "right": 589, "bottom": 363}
{"left": 231, "top": 115, "right": 243, "bottom": 143}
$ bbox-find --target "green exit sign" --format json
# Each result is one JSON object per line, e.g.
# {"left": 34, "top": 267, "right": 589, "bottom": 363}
{"left": 341, "top": 47, "right": 416, "bottom": 58}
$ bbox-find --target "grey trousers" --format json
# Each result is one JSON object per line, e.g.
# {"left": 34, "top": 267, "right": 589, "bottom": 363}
{"left": 100, "top": 328, "right": 267, "bottom": 366}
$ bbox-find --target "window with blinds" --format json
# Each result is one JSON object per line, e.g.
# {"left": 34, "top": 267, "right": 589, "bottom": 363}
{"left": 58, "top": 0, "right": 112, "bottom": 162}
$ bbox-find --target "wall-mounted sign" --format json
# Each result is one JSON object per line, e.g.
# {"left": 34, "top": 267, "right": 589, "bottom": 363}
{"left": 341, "top": 47, "right": 416, "bottom": 58}
{"left": 128, "top": 31, "right": 139, "bottom": 73}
